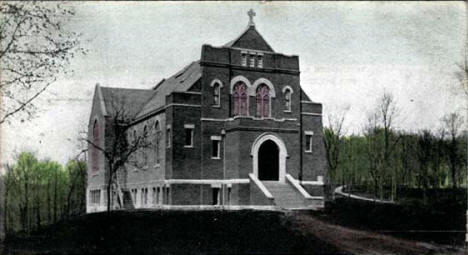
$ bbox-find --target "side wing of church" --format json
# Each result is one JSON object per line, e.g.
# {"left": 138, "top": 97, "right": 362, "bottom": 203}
{"left": 86, "top": 14, "right": 327, "bottom": 212}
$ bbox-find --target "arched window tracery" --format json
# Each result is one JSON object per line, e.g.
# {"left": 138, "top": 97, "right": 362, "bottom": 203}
{"left": 233, "top": 82, "right": 248, "bottom": 116}
{"left": 256, "top": 84, "right": 270, "bottom": 118}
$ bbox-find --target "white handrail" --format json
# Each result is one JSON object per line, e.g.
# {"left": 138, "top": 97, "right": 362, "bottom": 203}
{"left": 248, "top": 173, "right": 273, "bottom": 199}
{"left": 286, "top": 174, "right": 312, "bottom": 199}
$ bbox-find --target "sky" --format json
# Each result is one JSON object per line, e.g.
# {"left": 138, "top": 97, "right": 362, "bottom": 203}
{"left": 2, "top": 1, "right": 467, "bottom": 165}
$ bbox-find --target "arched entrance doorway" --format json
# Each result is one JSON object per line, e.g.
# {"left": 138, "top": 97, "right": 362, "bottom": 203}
{"left": 258, "top": 140, "right": 279, "bottom": 180}
{"left": 251, "top": 133, "right": 288, "bottom": 182}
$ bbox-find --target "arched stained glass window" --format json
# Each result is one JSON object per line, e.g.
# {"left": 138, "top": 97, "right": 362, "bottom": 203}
{"left": 92, "top": 120, "right": 100, "bottom": 172}
{"left": 233, "top": 82, "right": 248, "bottom": 116}
{"left": 256, "top": 84, "right": 270, "bottom": 118}
{"left": 154, "top": 121, "right": 161, "bottom": 164}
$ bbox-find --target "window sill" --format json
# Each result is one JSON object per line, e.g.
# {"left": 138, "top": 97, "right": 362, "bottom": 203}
{"left": 305, "top": 150, "right": 313, "bottom": 154}
{"left": 142, "top": 166, "right": 149, "bottom": 170}
{"left": 284, "top": 110, "right": 292, "bottom": 113}
{"left": 212, "top": 105, "right": 221, "bottom": 108}
{"left": 184, "top": 145, "right": 194, "bottom": 148}
{"left": 154, "top": 164, "right": 161, "bottom": 168}
{"left": 212, "top": 157, "right": 221, "bottom": 160}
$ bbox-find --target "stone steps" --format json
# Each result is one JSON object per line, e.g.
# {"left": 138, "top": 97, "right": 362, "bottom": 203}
{"left": 262, "top": 181, "right": 306, "bottom": 209}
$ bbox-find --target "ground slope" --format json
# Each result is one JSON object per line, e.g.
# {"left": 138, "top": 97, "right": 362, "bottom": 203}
{"left": 3, "top": 210, "right": 466, "bottom": 255}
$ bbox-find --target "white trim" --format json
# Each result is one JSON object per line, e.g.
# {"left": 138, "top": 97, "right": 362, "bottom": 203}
{"left": 282, "top": 85, "right": 294, "bottom": 94}
{"left": 165, "top": 179, "right": 249, "bottom": 185}
{"left": 250, "top": 78, "right": 276, "bottom": 98}
{"left": 211, "top": 183, "right": 222, "bottom": 188}
{"left": 231, "top": 47, "right": 275, "bottom": 55}
{"left": 179, "top": 91, "right": 202, "bottom": 95}
{"left": 96, "top": 84, "right": 108, "bottom": 116}
{"left": 301, "top": 101, "right": 315, "bottom": 104}
{"left": 166, "top": 103, "right": 201, "bottom": 108}
{"left": 230, "top": 75, "right": 252, "bottom": 94}
{"left": 251, "top": 133, "right": 288, "bottom": 182}
{"left": 249, "top": 173, "right": 273, "bottom": 199}
{"left": 210, "top": 135, "right": 222, "bottom": 140}
{"left": 286, "top": 174, "right": 312, "bottom": 199}
{"left": 304, "top": 130, "right": 314, "bottom": 135}
{"left": 200, "top": 117, "right": 298, "bottom": 122}
{"left": 210, "top": 79, "right": 224, "bottom": 88}
{"left": 301, "top": 112, "right": 322, "bottom": 116}
{"left": 184, "top": 124, "right": 195, "bottom": 129}
{"left": 300, "top": 180, "right": 325, "bottom": 185}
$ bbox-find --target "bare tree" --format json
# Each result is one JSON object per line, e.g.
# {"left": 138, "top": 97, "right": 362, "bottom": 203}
{"left": 0, "top": 2, "right": 84, "bottom": 124}
{"left": 323, "top": 109, "right": 347, "bottom": 185}
{"left": 363, "top": 92, "right": 399, "bottom": 200}
{"left": 83, "top": 93, "right": 152, "bottom": 212}
{"left": 442, "top": 112, "right": 464, "bottom": 188}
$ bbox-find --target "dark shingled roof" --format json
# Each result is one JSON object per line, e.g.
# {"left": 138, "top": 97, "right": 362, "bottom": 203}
{"left": 224, "top": 25, "right": 274, "bottom": 52}
{"left": 100, "top": 87, "right": 156, "bottom": 119}
{"left": 136, "top": 61, "right": 201, "bottom": 118}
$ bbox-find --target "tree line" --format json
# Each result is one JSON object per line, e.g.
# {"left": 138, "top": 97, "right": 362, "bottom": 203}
{"left": 324, "top": 93, "right": 466, "bottom": 201}
{"left": 1, "top": 152, "right": 87, "bottom": 235}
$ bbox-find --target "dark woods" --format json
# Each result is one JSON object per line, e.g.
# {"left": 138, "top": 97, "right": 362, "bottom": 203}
{"left": 1, "top": 153, "right": 87, "bottom": 236}
{"left": 324, "top": 93, "right": 466, "bottom": 202}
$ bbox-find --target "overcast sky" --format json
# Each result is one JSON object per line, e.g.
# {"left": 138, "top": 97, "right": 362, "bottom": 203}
{"left": 2, "top": 1, "right": 466, "bottom": 165}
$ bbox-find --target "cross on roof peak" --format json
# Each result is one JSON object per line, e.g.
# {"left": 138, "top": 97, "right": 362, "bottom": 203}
{"left": 248, "top": 9, "right": 256, "bottom": 26}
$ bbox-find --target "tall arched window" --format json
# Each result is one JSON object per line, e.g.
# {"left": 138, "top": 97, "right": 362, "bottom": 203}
{"left": 92, "top": 120, "right": 100, "bottom": 172}
{"left": 142, "top": 125, "right": 148, "bottom": 165}
{"left": 154, "top": 121, "right": 161, "bottom": 165}
{"left": 213, "top": 83, "right": 221, "bottom": 107}
{"left": 233, "top": 82, "right": 248, "bottom": 116}
{"left": 256, "top": 84, "right": 270, "bottom": 118}
{"left": 284, "top": 88, "right": 292, "bottom": 112}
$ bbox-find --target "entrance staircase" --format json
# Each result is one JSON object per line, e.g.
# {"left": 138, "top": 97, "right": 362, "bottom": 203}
{"left": 262, "top": 181, "right": 308, "bottom": 209}
{"left": 248, "top": 173, "right": 322, "bottom": 210}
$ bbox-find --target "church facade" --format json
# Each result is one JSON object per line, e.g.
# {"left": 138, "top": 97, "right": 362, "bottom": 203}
{"left": 87, "top": 13, "right": 327, "bottom": 212}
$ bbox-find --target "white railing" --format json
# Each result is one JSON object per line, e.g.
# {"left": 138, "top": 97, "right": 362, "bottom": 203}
{"left": 248, "top": 173, "right": 273, "bottom": 199}
{"left": 285, "top": 174, "right": 313, "bottom": 199}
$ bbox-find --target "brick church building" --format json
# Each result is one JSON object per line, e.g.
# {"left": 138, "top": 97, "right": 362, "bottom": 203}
{"left": 87, "top": 11, "right": 326, "bottom": 212}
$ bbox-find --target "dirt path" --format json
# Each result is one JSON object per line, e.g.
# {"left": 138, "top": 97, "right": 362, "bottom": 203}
{"left": 287, "top": 212, "right": 467, "bottom": 255}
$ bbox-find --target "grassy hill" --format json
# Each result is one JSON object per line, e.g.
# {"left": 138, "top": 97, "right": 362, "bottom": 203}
{"left": 3, "top": 209, "right": 342, "bottom": 255}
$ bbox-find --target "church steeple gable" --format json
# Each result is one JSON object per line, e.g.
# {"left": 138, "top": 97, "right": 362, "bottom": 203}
{"left": 223, "top": 9, "right": 274, "bottom": 52}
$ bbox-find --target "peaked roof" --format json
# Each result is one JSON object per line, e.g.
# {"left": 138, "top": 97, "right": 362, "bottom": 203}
{"left": 100, "top": 86, "right": 156, "bottom": 118}
{"left": 136, "top": 60, "right": 201, "bottom": 118}
{"left": 224, "top": 25, "right": 274, "bottom": 52}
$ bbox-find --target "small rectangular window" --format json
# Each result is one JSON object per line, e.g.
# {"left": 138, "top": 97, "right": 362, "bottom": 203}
{"left": 249, "top": 54, "right": 255, "bottom": 67}
{"left": 184, "top": 124, "right": 194, "bottom": 147}
{"left": 185, "top": 128, "right": 193, "bottom": 147}
{"left": 212, "top": 139, "right": 221, "bottom": 159}
{"left": 305, "top": 134, "right": 313, "bottom": 152}
{"left": 90, "top": 190, "right": 101, "bottom": 204}
{"left": 241, "top": 53, "right": 247, "bottom": 66}
{"left": 257, "top": 55, "right": 263, "bottom": 68}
